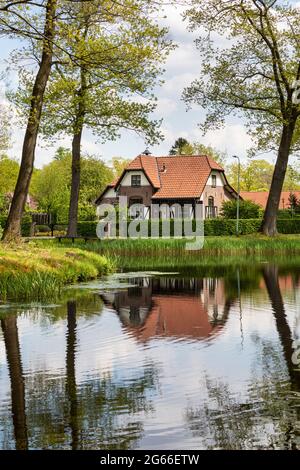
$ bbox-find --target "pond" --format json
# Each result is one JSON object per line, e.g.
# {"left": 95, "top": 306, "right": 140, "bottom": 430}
{"left": 0, "top": 264, "right": 300, "bottom": 450}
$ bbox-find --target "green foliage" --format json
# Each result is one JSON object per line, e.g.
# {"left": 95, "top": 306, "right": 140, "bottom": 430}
{"left": 12, "top": 1, "right": 173, "bottom": 146}
{"left": 169, "top": 139, "right": 226, "bottom": 164}
{"left": 183, "top": 0, "right": 300, "bottom": 156}
{"left": 111, "top": 157, "right": 131, "bottom": 177}
{"left": 0, "top": 223, "right": 2, "bottom": 239}
{"left": 0, "top": 156, "right": 20, "bottom": 214}
{"left": 204, "top": 219, "right": 261, "bottom": 236}
{"left": 0, "top": 107, "right": 11, "bottom": 156}
{"left": 221, "top": 199, "right": 262, "bottom": 219}
{"left": 226, "top": 160, "right": 274, "bottom": 192}
{"left": 75, "top": 217, "right": 300, "bottom": 238}
{"left": 169, "top": 138, "right": 190, "bottom": 155}
{"left": 30, "top": 148, "right": 113, "bottom": 223}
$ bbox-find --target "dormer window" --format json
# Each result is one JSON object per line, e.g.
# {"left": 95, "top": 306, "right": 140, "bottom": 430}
{"left": 212, "top": 174, "right": 217, "bottom": 188}
{"left": 131, "top": 175, "right": 141, "bottom": 187}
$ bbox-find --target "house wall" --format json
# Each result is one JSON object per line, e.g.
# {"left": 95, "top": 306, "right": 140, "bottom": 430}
{"left": 201, "top": 171, "right": 235, "bottom": 218}
{"left": 118, "top": 185, "right": 154, "bottom": 207}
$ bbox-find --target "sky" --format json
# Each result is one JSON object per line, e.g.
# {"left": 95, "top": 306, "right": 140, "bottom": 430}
{"left": 0, "top": 3, "right": 274, "bottom": 169}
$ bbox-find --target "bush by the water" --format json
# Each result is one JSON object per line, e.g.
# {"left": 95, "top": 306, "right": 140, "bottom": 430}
{"left": 221, "top": 199, "right": 262, "bottom": 219}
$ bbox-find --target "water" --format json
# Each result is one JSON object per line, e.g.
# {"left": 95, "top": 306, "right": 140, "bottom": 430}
{"left": 0, "top": 265, "right": 300, "bottom": 450}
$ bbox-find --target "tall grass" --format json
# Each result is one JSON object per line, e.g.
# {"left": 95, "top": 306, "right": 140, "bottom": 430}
{"left": 33, "top": 234, "right": 300, "bottom": 255}
{"left": 0, "top": 244, "right": 114, "bottom": 300}
{"left": 30, "top": 235, "right": 300, "bottom": 273}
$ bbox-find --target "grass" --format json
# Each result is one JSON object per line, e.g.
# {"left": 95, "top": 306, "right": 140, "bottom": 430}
{"left": 28, "top": 234, "right": 300, "bottom": 273}
{"left": 0, "top": 243, "right": 114, "bottom": 300}
{"left": 2, "top": 233, "right": 300, "bottom": 301}
{"left": 32, "top": 233, "right": 300, "bottom": 255}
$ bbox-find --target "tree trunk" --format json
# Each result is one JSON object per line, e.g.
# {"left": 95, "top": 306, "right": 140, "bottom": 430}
{"left": 1, "top": 316, "right": 28, "bottom": 450}
{"left": 261, "top": 120, "right": 297, "bottom": 236}
{"left": 263, "top": 265, "right": 300, "bottom": 389}
{"left": 67, "top": 127, "right": 83, "bottom": 237}
{"left": 66, "top": 301, "right": 79, "bottom": 450}
{"left": 67, "top": 66, "right": 87, "bottom": 237}
{"left": 2, "top": 0, "right": 57, "bottom": 242}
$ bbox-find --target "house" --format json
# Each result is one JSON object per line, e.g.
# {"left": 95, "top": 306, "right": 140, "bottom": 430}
{"left": 241, "top": 190, "right": 300, "bottom": 210}
{"left": 95, "top": 151, "right": 239, "bottom": 219}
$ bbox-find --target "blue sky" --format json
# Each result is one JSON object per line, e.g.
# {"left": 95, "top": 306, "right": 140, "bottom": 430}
{"left": 0, "top": 4, "right": 275, "bottom": 169}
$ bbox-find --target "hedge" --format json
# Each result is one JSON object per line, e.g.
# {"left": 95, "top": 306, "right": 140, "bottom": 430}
{"left": 2, "top": 216, "right": 300, "bottom": 238}
{"left": 76, "top": 218, "right": 300, "bottom": 237}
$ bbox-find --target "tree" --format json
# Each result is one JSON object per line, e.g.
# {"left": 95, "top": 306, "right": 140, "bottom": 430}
{"left": 1, "top": 0, "right": 58, "bottom": 241}
{"left": 0, "top": 156, "right": 20, "bottom": 214}
{"left": 226, "top": 159, "right": 274, "bottom": 192}
{"left": 288, "top": 193, "right": 298, "bottom": 213}
{"left": 17, "top": 0, "right": 171, "bottom": 236}
{"left": 183, "top": 0, "right": 300, "bottom": 235}
{"left": 0, "top": 106, "right": 11, "bottom": 157}
{"left": 169, "top": 137, "right": 191, "bottom": 155}
{"left": 169, "top": 139, "right": 226, "bottom": 164}
{"left": 111, "top": 157, "right": 131, "bottom": 178}
{"left": 283, "top": 165, "right": 300, "bottom": 191}
{"left": 31, "top": 148, "right": 114, "bottom": 222}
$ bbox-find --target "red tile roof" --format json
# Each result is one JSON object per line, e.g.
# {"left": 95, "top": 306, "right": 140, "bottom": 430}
{"left": 153, "top": 155, "right": 222, "bottom": 199}
{"left": 241, "top": 191, "right": 300, "bottom": 209}
{"left": 113, "top": 154, "right": 225, "bottom": 200}
{"left": 121, "top": 155, "right": 161, "bottom": 189}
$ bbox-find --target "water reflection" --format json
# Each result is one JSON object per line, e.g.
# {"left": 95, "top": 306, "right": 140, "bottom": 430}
{"left": 102, "top": 277, "right": 234, "bottom": 342}
{"left": 0, "top": 267, "right": 300, "bottom": 449}
{"left": 1, "top": 316, "right": 28, "bottom": 450}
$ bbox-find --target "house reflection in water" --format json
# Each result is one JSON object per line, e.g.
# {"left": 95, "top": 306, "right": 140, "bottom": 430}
{"left": 101, "top": 277, "right": 234, "bottom": 342}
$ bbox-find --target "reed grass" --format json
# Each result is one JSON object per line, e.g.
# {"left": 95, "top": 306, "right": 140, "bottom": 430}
{"left": 29, "top": 234, "right": 300, "bottom": 274}
{"left": 0, "top": 243, "right": 114, "bottom": 300}
{"left": 33, "top": 233, "right": 300, "bottom": 255}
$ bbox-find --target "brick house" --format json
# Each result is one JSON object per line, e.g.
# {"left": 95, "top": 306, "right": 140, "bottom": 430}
{"left": 95, "top": 152, "right": 239, "bottom": 219}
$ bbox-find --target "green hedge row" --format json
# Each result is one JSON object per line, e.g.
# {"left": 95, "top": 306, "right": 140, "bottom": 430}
{"left": 76, "top": 218, "right": 300, "bottom": 237}
{"left": 2, "top": 216, "right": 300, "bottom": 238}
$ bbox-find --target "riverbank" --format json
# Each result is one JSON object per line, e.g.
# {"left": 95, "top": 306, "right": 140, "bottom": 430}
{"left": 24, "top": 234, "right": 300, "bottom": 273}
{"left": 0, "top": 244, "right": 114, "bottom": 300}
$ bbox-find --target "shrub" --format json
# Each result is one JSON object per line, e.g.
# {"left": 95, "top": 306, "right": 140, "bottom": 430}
{"left": 0, "top": 223, "right": 2, "bottom": 239}
{"left": 221, "top": 199, "right": 262, "bottom": 219}
{"left": 35, "top": 225, "right": 51, "bottom": 233}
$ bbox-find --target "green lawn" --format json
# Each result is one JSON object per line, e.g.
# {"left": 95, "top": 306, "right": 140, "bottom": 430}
{"left": 0, "top": 244, "right": 114, "bottom": 300}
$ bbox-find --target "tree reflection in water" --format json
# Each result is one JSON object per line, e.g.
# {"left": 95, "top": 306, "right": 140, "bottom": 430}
{"left": 1, "top": 268, "right": 300, "bottom": 449}
{"left": 1, "top": 316, "right": 28, "bottom": 450}
{"left": 185, "top": 266, "right": 300, "bottom": 450}
{"left": 0, "top": 295, "right": 158, "bottom": 450}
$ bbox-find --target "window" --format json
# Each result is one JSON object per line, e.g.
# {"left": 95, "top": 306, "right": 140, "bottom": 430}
{"left": 129, "top": 198, "right": 143, "bottom": 219}
{"left": 131, "top": 175, "right": 141, "bottom": 187}
{"left": 212, "top": 174, "right": 217, "bottom": 188}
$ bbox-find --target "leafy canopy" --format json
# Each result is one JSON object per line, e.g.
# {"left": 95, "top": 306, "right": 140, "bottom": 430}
{"left": 183, "top": 0, "right": 300, "bottom": 156}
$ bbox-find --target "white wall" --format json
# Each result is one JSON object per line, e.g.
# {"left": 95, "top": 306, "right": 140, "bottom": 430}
{"left": 103, "top": 187, "right": 117, "bottom": 198}
{"left": 120, "top": 171, "right": 149, "bottom": 187}
{"left": 206, "top": 171, "right": 225, "bottom": 187}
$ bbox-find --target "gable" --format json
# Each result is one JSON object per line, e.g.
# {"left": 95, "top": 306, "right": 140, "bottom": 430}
{"left": 118, "top": 170, "right": 152, "bottom": 187}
